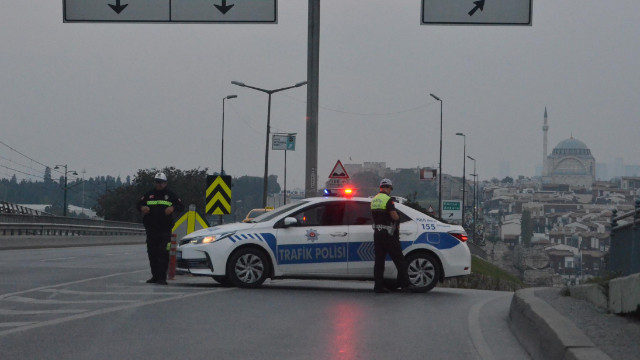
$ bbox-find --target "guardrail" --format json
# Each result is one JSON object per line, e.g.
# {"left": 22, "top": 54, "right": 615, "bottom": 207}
{"left": 609, "top": 199, "right": 640, "bottom": 276}
{"left": 0, "top": 213, "right": 145, "bottom": 236}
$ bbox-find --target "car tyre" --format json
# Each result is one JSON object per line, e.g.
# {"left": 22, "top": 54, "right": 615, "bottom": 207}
{"left": 405, "top": 252, "right": 440, "bottom": 293}
{"left": 227, "top": 247, "right": 269, "bottom": 288}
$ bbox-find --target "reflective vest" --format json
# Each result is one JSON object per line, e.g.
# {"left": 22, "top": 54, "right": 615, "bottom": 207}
{"left": 370, "top": 193, "right": 391, "bottom": 211}
{"left": 371, "top": 193, "right": 396, "bottom": 235}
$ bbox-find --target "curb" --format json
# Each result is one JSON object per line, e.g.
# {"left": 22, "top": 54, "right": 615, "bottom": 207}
{"left": 509, "top": 287, "right": 612, "bottom": 360}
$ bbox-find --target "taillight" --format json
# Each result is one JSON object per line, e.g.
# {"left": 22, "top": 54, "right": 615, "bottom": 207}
{"left": 450, "top": 232, "right": 468, "bottom": 242}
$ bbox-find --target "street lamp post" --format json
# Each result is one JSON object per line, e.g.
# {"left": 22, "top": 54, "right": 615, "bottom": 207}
{"left": 231, "top": 80, "right": 307, "bottom": 208}
{"left": 456, "top": 132, "right": 466, "bottom": 225}
{"left": 54, "top": 164, "right": 77, "bottom": 217}
{"left": 430, "top": 93, "right": 443, "bottom": 218}
{"left": 467, "top": 155, "right": 477, "bottom": 243}
{"left": 221, "top": 94, "right": 238, "bottom": 176}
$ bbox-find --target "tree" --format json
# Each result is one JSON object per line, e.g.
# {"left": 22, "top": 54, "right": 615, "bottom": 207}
{"left": 521, "top": 210, "right": 533, "bottom": 247}
{"left": 502, "top": 176, "right": 514, "bottom": 184}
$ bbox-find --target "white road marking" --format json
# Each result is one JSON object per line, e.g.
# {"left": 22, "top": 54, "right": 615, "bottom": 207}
{"left": 38, "top": 289, "right": 187, "bottom": 296}
{"left": 0, "top": 309, "right": 86, "bottom": 315}
{"left": 0, "top": 287, "right": 234, "bottom": 336}
{"left": 467, "top": 292, "right": 511, "bottom": 360}
{"left": 0, "top": 269, "right": 148, "bottom": 301}
{"left": 4, "top": 296, "right": 136, "bottom": 304}
{"left": 0, "top": 322, "right": 37, "bottom": 327}
{"left": 39, "top": 257, "right": 77, "bottom": 262}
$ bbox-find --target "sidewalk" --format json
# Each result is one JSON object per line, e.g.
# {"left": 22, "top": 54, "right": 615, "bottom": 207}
{"left": 510, "top": 287, "right": 640, "bottom": 360}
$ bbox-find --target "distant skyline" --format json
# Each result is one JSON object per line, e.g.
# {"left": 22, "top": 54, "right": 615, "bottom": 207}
{"left": 2, "top": 1, "right": 639, "bottom": 189}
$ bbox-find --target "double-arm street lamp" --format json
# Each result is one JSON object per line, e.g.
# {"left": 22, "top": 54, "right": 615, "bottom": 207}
{"left": 54, "top": 164, "right": 77, "bottom": 217}
{"left": 467, "top": 155, "right": 477, "bottom": 243}
{"left": 221, "top": 94, "right": 238, "bottom": 175}
{"left": 456, "top": 132, "right": 466, "bottom": 224}
{"left": 231, "top": 80, "right": 308, "bottom": 208}
{"left": 430, "top": 93, "right": 443, "bottom": 218}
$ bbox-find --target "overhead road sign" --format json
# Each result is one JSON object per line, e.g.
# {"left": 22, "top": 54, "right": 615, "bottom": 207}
{"left": 421, "top": 0, "right": 532, "bottom": 26}
{"left": 63, "top": 0, "right": 278, "bottom": 23}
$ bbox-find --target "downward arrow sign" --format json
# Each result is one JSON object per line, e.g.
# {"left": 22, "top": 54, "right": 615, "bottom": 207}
{"left": 108, "top": 0, "right": 128, "bottom": 14}
{"left": 214, "top": 0, "right": 235, "bottom": 15}
{"left": 468, "top": 0, "right": 485, "bottom": 16}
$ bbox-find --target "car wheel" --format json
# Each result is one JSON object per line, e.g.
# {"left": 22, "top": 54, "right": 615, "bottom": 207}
{"left": 212, "top": 275, "right": 232, "bottom": 287}
{"left": 227, "top": 247, "right": 269, "bottom": 288}
{"left": 406, "top": 252, "right": 440, "bottom": 293}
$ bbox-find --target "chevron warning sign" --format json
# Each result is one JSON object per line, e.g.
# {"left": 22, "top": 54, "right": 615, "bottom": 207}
{"left": 206, "top": 175, "right": 232, "bottom": 215}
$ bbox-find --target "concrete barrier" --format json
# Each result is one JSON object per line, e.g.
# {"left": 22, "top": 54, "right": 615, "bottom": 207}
{"left": 509, "top": 288, "right": 612, "bottom": 360}
{"left": 609, "top": 273, "right": 640, "bottom": 314}
{"left": 569, "top": 283, "right": 608, "bottom": 310}
{"left": 0, "top": 235, "right": 146, "bottom": 250}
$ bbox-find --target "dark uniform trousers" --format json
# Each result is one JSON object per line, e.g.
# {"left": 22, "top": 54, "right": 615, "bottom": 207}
{"left": 146, "top": 231, "right": 172, "bottom": 281}
{"left": 373, "top": 229, "right": 410, "bottom": 289}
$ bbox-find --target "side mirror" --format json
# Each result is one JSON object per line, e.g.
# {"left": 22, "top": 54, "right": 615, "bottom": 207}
{"left": 283, "top": 217, "right": 298, "bottom": 227}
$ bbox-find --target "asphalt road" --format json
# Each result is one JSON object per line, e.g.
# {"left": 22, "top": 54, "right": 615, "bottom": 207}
{"left": 0, "top": 245, "right": 530, "bottom": 360}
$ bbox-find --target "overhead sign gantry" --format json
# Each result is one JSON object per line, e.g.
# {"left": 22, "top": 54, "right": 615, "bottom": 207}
{"left": 63, "top": 0, "right": 277, "bottom": 23}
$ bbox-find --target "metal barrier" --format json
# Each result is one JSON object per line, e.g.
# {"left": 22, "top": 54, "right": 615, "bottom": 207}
{"left": 609, "top": 199, "right": 640, "bottom": 276}
{"left": 0, "top": 213, "right": 145, "bottom": 236}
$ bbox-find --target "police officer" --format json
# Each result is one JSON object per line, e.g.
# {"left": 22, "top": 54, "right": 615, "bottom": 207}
{"left": 370, "top": 178, "right": 411, "bottom": 293}
{"left": 136, "top": 173, "right": 184, "bottom": 285}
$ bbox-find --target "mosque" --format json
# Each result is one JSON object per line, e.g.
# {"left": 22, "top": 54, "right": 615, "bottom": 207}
{"left": 541, "top": 108, "right": 596, "bottom": 189}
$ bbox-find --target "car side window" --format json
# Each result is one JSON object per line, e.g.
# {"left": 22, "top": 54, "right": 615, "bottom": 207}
{"left": 346, "top": 201, "right": 373, "bottom": 225}
{"left": 397, "top": 210, "right": 412, "bottom": 223}
{"left": 290, "top": 202, "right": 346, "bottom": 226}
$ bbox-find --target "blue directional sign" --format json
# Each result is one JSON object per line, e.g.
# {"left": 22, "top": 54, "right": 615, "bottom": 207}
{"left": 63, "top": 0, "right": 277, "bottom": 23}
{"left": 422, "top": 0, "right": 532, "bottom": 26}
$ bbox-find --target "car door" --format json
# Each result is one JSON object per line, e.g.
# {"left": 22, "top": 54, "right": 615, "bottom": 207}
{"left": 274, "top": 201, "right": 349, "bottom": 275}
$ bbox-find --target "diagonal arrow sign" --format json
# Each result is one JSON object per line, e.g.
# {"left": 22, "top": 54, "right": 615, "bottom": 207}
{"left": 108, "top": 0, "right": 128, "bottom": 14}
{"left": 468, "top": 0, "right": 485, "bottom": 16}
{"left": 214, "top": 0, "right": 235, "bottom": 15}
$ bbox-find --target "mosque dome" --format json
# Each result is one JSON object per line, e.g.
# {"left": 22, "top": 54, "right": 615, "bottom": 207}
{"left": 551, "top": 137, "right": 593, "bottom": 157}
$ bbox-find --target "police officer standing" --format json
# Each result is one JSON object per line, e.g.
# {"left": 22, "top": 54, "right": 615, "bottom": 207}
{"left": 370, "top": 179, "right": 411, "bottom": 293}
{"left": 136, "top": 173, "right": 184, "bottom": 285}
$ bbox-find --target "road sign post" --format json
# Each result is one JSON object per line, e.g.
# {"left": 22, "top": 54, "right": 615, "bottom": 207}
{"left": 441, "top": 200, "right": 462, "bottom": 220}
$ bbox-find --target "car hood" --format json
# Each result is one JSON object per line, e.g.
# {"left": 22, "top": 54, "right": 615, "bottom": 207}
{"left": 181, "top": 222, "right": 259, "bottom": 240}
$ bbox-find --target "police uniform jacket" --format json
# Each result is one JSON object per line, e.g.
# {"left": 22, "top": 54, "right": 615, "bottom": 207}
{"left": 136, "top": 188, "right": 184, "bottom": 233}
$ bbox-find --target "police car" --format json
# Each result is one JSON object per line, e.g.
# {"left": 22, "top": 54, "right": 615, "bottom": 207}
{"left": 176, "top": 190, "right": 471, "bottom": 293}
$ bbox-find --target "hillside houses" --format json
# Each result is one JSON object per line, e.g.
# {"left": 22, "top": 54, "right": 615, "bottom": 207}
{"left": 481, "top": 177, "right": 637, "bottom": 283}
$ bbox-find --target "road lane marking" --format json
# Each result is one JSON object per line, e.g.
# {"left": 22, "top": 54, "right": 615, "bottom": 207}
{"left": 4, "top": 296, "right": 136, "bottom": 304}
{"left": 0, "top": 309, "right": 86, "bottom": 315}
{"left": 0, "top": 322, "right": 37, "bottom": 327}
{"left": 39, "top": 257, "right": 77, "bottom": 262}
{"left": 468, "top": 292, "right": 512, "bottom": 360}
{"left": 0, "top": 287, "right": 235, "bottom": 337}
{"left": 0, "top": 269, "right": 148, "bottom": 300}
{"left": 38, "top": 289, "right": 188, "bottom": 296}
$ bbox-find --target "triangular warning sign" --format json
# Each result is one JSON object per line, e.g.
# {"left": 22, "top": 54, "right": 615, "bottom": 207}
{"left": 328, "top": 160, "right": 349, "bottom": 179}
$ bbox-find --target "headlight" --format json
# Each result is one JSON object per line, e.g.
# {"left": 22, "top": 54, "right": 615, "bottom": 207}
{"left": 189, "top": 232, "right": 234, "bottom": 244}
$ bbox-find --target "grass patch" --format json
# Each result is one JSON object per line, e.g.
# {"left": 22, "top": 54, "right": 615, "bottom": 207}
{"left": 471, "top": 255, "right": 524, "bottom": 286}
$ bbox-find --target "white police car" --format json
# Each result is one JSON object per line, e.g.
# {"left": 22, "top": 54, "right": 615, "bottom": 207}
{"left": 176, "top": 193, "right": 471, "bottom": 292}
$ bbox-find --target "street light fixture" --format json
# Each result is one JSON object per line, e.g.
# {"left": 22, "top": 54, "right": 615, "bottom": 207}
{"left": 54, "top": 164, "right": 78, "bottom": 217}
{"left": 221, "top": 94, "right": 238, "bottom": 175}
{"left": 467, "top": 155, "right": 477, "bottom": 243}
{"left": 456, "top": 132, "right": 466, "bottom": 224}
{"left": 430, "top": 93, "right": 443, "bottom": 218}
{"left": 231, "top": 80, "right": 308, "bottom": 208}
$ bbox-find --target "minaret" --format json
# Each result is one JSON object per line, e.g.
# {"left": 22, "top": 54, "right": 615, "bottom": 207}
{"left": 542, "top": 107, "right": 549, "bottom": 176}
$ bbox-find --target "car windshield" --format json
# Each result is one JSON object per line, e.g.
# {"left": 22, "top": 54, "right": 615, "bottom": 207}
{"left": 250, "top": 200, "right": 309, "bottom": 223}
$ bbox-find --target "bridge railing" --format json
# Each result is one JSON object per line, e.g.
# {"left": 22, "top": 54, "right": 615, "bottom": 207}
{"left": 609, "top": 199, "right": 640, "bottom": 276}
{"left": 0, "top": 213, "right": 145, "bottom": 236}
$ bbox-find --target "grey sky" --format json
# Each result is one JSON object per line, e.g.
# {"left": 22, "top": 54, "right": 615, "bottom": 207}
{"left": 1, "top": 1, "right": 638, "bottom": 190}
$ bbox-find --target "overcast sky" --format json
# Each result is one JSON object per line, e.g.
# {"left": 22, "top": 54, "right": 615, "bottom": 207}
{"left": 1, "top": 1, "right": 639, "bottom": 190}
